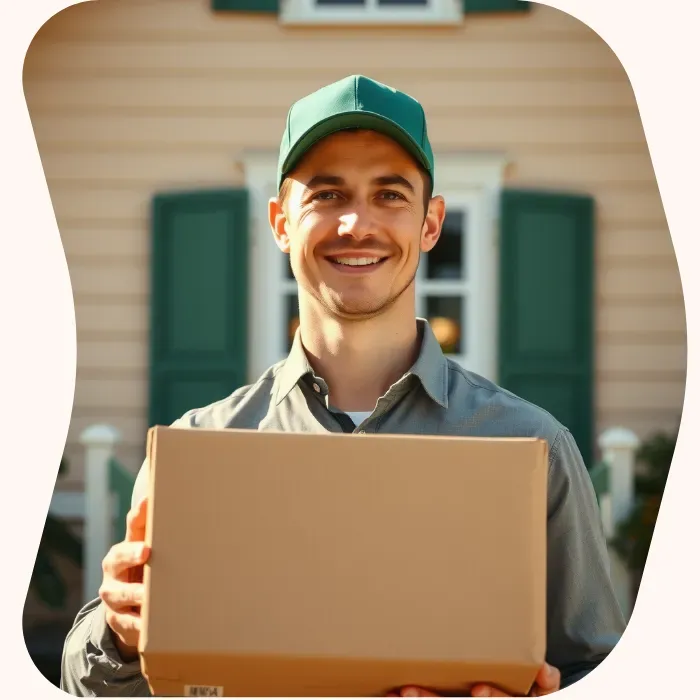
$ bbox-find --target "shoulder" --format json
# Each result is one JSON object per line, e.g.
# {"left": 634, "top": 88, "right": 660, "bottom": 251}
{"left": 445, "top": 358, "right": 567, "bottom": 449}
{"left": 171, "top": 359, "right": 287, "bottom": 430}
{"left": 131, "top": 360, "right": 287, "bottom": 506}
{"left": 445, "top": 360, "right": 589, "bottom": 493}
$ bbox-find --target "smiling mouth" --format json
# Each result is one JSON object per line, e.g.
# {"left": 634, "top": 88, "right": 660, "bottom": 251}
{"left": 327, "top": 256, "right": 388, "bottom": 268}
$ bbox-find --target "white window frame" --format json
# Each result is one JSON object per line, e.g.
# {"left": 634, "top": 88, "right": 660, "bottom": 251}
{"left": 280, "top": 0, "right": 463, "bottom": 26}
{"left": 239, "top": 150, "right": 507, "bottom": 385}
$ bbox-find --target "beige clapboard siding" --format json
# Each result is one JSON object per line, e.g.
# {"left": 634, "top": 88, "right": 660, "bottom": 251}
{"left": 69, "top": 260, "right": 148, "bottom": 297}
{"left": 597, "top": 411, "right": 682, "bottom": 442}
{"left": 21, "top": 1, "right": 684, "bottom": 474}
{"left": 597, "top": 380, "right": 686, "bottom": 413}
{"left": 60, "top": 226, "right": 150, "bottom": 258}
{"left": 78, "top": 339, "right": 146, "bottom": 374}
{"left": 509, "top": 152, "right": 657, "bottom": 187}
{"left": 30, "top": 113, "right": 647, "bottom": 150}
{"left": 598, "top": 266, "right": 682, "bottom": 300}
{"left": 597, "top": 303, "right": 686, "bottom": 335}
{"left": 24, "top": 77, "right": 638, "bottom": 112}
{"left": 597, "top": 343, "right": 687, "bottom": 375}
{"left": 66, "top": 414, "right": 149, "bottom": 452}
{"left": 598, "top": 228, "right": 677, "bottom": 259}
{"left": 40, "top": 151, "right": 242, "bottom": 186}
{"left": 74, "top": 301, "right": 148, "bottom": 335}
{"left": 25, "top": 38, "right": 622, "bottom": 74}
{"left": 36, "top": 0, "right": 597, "bottom": 40}
{"left": 73, "top": 377, "right": 146, "bottom": 412}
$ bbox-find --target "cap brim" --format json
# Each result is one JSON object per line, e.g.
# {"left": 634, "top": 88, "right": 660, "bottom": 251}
{"left": 280, "top": 111, "right": 432, "bottom": 190}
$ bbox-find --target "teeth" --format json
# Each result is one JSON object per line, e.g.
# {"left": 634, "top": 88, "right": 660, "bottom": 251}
{"left": 332, "top": 257, "right": 381, "bottom": 266}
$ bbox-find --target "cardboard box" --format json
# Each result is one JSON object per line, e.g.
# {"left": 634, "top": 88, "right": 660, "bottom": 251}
{"left": 139, "top": 426, "right": 548, "bottom": 698}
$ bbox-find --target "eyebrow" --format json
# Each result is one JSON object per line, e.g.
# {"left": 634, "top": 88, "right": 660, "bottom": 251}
{"left": 304, "top": 173, "right": 416, "bottom": 193}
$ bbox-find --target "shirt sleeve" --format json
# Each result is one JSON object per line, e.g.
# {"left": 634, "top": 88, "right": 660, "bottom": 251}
{"left": 60, "top": 459, "right": 152, "bottom": 697}
{"left": 60, "top": 596, "right": 152, "bottom": 697}
{"left": 545, "top": 427, "right": 628, "bottom": 688}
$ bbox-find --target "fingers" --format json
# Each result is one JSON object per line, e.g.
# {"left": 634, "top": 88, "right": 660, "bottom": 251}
{"left": 125, "top": 497, "right": 149, "bottom": 542}
{"left": 398, "top": 687, "right": 440, "bottom": 697}
{"left": 102, "top": 541, "right": 151, "bottom": 579}
{"left": 104, "top": 607, "right": 142, "bottom": 649}
{"left": 470, "top": 663, "right": 561, "bottom": 698}
{"left": 471, "top": 686, "right": 510, "bottom": 697}
{"left": 99, "top": 580, "right": 145, "bottom": 611}
{"left": 531, "top": 664, "right": 561, "bottom": 696}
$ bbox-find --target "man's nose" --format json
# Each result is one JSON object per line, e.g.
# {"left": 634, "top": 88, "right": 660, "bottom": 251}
{"left": 337, "top": 207, "right": 376, "bottom": 240}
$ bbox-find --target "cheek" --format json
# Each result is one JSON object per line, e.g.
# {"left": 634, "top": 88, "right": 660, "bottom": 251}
{"left": 288, "top": 225, "right": 324, "bottom": 276}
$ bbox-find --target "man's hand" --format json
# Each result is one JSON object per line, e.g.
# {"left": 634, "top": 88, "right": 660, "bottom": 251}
{"left": 388, "top": 662, "right": 561, "bottom": 697}
{"left": 97, "top": 497, "right": 151, "bottom": 662}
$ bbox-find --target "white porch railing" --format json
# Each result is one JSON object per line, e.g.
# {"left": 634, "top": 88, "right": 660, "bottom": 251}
{"left": 49, "top": 425, "right": 135, "bottom": 604}
{"left": 593, "top": 427, "right": 641, "bottom": 620}
{"left": 50, "top": 424, "right": 640, "bottom": 613}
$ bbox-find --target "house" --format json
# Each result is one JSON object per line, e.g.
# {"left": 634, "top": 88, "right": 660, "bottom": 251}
{"left": 22, "top": 0, "right": 684, "bottom": 684}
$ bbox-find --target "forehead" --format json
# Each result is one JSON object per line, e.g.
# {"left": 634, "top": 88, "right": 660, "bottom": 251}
{"left": 293, "top": 129, "right": 421, "bottom": 177}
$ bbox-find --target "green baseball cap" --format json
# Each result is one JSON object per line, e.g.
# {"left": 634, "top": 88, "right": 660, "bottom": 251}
{"left": 277, "top": 75, "right": 434, "bottom": 193}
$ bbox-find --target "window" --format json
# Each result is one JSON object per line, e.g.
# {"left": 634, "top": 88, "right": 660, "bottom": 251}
{"left": 281, "top": 0, "right": 463, "bottom": 25}
{"left": 415, "top": 186, "right": 494, "bottom": 378}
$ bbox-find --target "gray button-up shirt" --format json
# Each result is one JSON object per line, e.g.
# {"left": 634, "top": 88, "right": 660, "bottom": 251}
{"left": 61, "top": 320, "right": 626, "bottom": 697}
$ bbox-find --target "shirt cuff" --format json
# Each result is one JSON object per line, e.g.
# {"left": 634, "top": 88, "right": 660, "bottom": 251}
{"left": 86, "top": 603, "right": 143, "bottom": 679}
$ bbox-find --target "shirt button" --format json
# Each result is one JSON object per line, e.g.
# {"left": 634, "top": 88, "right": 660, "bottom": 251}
{"left": 312, "top": 383, "right": 321, "bottom": 393}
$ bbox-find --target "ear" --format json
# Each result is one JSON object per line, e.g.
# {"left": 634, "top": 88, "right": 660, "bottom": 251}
{"left": 420, "top": 195, "right": 446, "bottom": 254}
{"left": 269, "top": 196, "right": 290, "bottom": 254}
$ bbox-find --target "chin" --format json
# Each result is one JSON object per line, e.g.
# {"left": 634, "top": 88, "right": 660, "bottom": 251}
{"left": 324, "top": 296, "right": 394, "bottom": 320}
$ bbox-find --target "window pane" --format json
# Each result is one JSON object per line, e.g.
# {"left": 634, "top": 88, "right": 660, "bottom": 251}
{"left": 285, "top": 294, "right": 300, "bottom": 352}
{"left": 427, "top": 296, "right": 464, "bottom": 355}
{"left": 427, "top": 210, "right": 465, "bottom": 280}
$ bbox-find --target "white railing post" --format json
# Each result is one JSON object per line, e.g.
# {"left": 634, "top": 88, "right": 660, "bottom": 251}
{"left": 598, "top": 427, "right": 641, "bottom": 529}
{"left": 598, "top": 490, "right": 614, "bottom": 540}
{"left": 598, "top": 426, "right": 640, "bottom": 622}
{"left": 79, "top": 424, "right": 121, "bottom": 604}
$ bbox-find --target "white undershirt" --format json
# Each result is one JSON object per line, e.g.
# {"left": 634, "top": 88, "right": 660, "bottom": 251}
{"left": 345, "top": 411, "right": 373, "bottom": 426}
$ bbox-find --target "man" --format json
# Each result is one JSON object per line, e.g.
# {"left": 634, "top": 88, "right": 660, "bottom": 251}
{"left": 61, "top": 75, "right": 626, "bottom": 697}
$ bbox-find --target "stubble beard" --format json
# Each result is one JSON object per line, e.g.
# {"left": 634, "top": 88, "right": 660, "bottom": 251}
{"left": 303, "top": 263, "right": 419, "bottom": 322}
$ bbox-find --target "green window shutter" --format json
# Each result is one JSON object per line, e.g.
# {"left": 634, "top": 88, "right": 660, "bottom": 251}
{"left": 149, "top": 188, "right": 249, "bottom": 428}
{"left": 463, "top": 1, "right": 530, "bottom": 12}
{"left": 498, "top": 189, "right": 595, "bottom": 467}
{"left": 212, "top": 0, "right": 279, "bottom": 11}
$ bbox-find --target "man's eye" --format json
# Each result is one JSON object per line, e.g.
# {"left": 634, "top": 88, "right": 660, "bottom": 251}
{"left": 313, "top": 191, "right": 339, "bottom": 201}
{"left": 379, "top": 191, "right": 405, "bottom": 201}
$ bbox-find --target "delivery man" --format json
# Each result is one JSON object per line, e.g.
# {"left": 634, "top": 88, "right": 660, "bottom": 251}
{"left": 60, "top": 75, "right": 627, "bottom": 697}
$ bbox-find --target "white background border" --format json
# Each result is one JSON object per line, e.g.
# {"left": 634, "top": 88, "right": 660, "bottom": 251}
{"left": 2, "top": 0, "right": 696, "bottom": 696}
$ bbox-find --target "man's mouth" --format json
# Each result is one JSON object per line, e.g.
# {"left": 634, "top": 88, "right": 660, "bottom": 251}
{"left": 327, "top": 256, "right": 387, "bottom": 268}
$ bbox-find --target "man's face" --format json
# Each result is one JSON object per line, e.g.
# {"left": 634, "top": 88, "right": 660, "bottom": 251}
{"left": 270, "top": 129, "right": 445, "bottom": 321}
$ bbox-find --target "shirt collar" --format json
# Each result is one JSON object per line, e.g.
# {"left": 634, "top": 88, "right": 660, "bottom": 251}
{"left": 274, "top": 318, "right": 449, "bottom": 409}
{"left": 274, "top": 328, "right": 317, "bottom": 406}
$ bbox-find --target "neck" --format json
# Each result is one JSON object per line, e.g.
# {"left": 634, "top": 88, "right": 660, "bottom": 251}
{"left": 298, "top": 294, "right": 421, "bottom": 412}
